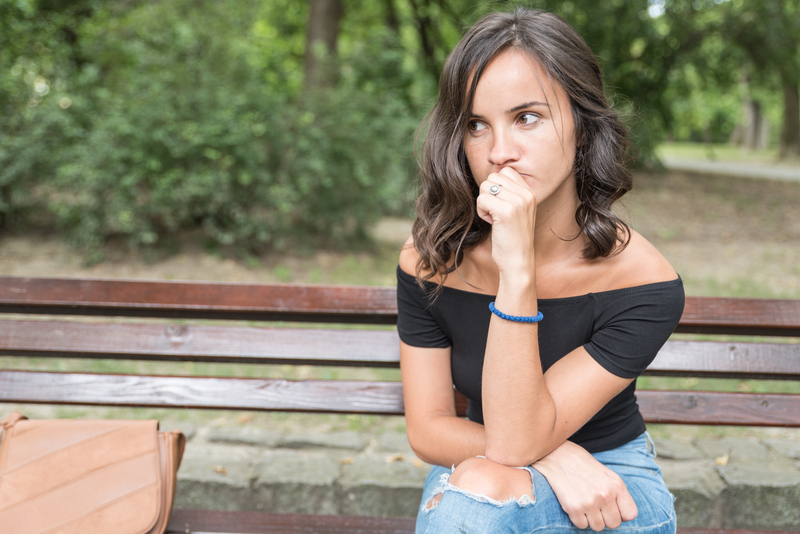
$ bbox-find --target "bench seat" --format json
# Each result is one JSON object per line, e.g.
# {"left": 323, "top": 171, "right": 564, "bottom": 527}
{"left": 2, "top": 275, "right": 800, "bottom": 533}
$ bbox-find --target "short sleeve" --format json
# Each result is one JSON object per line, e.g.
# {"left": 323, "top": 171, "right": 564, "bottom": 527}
{"left": 584, "top": 279, "right": 685, "bottom": 379}
{"left": 396, "top": 266, "right": 451, "bottom": 348}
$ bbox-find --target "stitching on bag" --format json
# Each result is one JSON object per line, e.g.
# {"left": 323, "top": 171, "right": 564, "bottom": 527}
{"left": 34, "top": 481, "right": 159, "bottom": 534}
{"left": 4, "top": 423, "right": 136, "bottom": 474}
{"left": 0, "top": 449, "right": 156, "bottom": 514}
{"left": 12, "top": 420, "right": 47, "bottom": 438}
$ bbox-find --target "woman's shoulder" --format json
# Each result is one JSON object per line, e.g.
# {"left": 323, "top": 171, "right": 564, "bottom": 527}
{"left": 399, "top": 235, "right": 455, "bottom": 287}
{"left": 398, "top": 236, "right": 420, "bottom": 277}
{"left": 601, "top": 229, "right": 678, "bottom": 291}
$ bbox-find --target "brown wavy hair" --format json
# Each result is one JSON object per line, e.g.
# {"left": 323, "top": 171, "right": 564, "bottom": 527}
{"left": 412, "top": 7, "right": 634, "bottom": 290}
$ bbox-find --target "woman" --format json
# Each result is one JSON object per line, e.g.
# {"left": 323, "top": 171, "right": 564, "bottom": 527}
{"left": 396, "top": 8, "right": 684, "bottom": 534}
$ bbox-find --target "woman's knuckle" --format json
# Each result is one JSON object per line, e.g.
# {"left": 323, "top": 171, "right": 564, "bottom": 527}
{"left": 570, "top": 515, "right": 588, "bottom": 529}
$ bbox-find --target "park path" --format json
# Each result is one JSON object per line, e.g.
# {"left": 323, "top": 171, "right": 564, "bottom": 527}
{"left": 662, "top": 156, "right": 800, "bottom": 182}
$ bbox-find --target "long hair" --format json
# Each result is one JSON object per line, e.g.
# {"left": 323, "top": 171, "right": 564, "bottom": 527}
{"left": 412, "top": 7, "right": 633, "bottom": 291}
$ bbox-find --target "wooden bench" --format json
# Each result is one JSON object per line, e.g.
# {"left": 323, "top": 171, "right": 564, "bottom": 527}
{"left": 1, "top": 275, "right": 799, "bottom": 534}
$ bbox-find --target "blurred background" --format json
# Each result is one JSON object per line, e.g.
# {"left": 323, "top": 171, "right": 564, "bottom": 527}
{"left": 1, "top": 0, "right": 798, "bottom": 295}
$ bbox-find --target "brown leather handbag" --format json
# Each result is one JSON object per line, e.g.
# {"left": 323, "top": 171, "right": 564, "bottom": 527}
{"left": 0, "top": 411, "right": 185, "bottom": 534}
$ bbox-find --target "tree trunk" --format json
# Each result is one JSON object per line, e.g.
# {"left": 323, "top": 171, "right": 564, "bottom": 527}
{"left": 0, "top": 186, "right": 8, "bottom": 230}
{"left": 383, "top": 0, "right": 399, "bottom": 34}
{"left": 408, "top": 0, "right": 441, "bottom": 84}
{"left": 742, "top": 98, "right": 766, "bottom": 150}
{"left": 779, "top": 81, "right": 800, "bottom": 158}
{"left": 304, "top": 0, "right": 344, "bottom": 91}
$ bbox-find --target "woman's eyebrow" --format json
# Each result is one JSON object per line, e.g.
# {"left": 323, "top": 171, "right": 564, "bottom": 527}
{"left": 505, "top": 101, "right": 547, "bottom": 114}
{"left": 469, "top": 101, "right": 549, "bottom": 120}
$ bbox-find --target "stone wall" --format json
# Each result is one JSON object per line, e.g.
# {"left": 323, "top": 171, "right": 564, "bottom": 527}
{"left": 175, "top": 425, "right": 800, "bottom": 530}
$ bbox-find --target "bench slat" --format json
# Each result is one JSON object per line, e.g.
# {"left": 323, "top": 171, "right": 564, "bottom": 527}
{"left": 3, "top": 371, "right": 800, "bottom": 426}
{"left": 637, "top": 390, "right": 800, "bottom": 426}
{"left": 164, "top": 510, "right": 782, "bottom": 534}
{"left": 168, "top": 509, "right": 416, "bottom": 534}
{"left": 645, "top": 340, "right": 800, "bottom": 379}
{"left": 678, "top": 296, "right": 800, "bottom": 336}
{"left": 3, "top": 320, "right": 798, "bottom": 378}
{"left": 0, "top": 276, "right": 398, "bottom": 324}
{"left": 0, "top": 370, "right": 406, "bottom": 414}
{"left": 457, "top": 390, "right": 800, "bottom": 427}
{"left": 3, "top": 277, "right": 800, "bottom": 335}
{"left": 0, "top": 319, "right": 400, "bottom": 367}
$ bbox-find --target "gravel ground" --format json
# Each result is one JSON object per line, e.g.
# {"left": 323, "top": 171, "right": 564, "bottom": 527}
{"left": 624, "top": 170, "right": 800, "bottom": 298}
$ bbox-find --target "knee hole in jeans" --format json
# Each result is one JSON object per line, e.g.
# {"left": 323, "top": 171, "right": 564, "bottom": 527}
{"left": 448, "top": 457, "right": 534, "bottom": 503}
{"left": 424, "top": 493, "right": 443, "bottom": 510}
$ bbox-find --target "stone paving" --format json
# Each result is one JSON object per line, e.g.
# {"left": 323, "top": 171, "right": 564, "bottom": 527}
{"left": 174, "top": 424, "right": 800, "bottom": 531}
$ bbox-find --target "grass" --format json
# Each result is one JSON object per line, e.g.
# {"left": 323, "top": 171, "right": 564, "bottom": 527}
{"left": 680, "top": 274, "right": 800, "bottom": 300}
{"left": 656, "top": 141, "right": 789, "bottom": 164}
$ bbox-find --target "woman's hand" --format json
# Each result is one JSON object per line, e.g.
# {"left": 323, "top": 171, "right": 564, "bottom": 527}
{"left": 475, "top": 166, "right": 537, "bottom": 278}
{"left": 533, "top": 441, "right": 638, "bottom": 531}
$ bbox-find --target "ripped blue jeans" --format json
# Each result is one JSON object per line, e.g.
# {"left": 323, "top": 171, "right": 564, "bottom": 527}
{"left": 415, "top": 433, "right": 676, "bottom": 534}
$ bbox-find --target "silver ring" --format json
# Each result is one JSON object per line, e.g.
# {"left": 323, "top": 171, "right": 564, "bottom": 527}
{"left": 489, "top": 184, "right": 501, "bottom": 196}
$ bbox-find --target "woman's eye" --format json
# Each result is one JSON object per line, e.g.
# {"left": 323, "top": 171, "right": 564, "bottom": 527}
{"left": 468, "top": 120, "right": 486, "bottom": 132}
{"left": 519, "top": 113, "right": 539, "bottom": 125}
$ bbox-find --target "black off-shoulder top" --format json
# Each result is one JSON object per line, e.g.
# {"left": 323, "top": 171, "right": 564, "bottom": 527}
{"left": 396, "top": 266, "right": 685, "bottom": 453}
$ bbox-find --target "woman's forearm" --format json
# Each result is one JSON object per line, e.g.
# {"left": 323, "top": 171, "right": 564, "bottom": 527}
{"left": 482, "top": 277, "right": 557, "bottom": 466}
{"left": 407, "top": 414, "right": 486, "bottom": 467}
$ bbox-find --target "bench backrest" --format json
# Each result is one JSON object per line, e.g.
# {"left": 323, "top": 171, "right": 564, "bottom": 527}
{"left": 2, "top": 276, "right": 799, "bottom": 427}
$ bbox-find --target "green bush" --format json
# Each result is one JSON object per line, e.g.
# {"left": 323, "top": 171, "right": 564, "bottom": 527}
{"left": 1, "top": 0, "right": 418, "bottom": 256}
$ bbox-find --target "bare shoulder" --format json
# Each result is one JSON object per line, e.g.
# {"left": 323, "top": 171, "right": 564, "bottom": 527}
{"left": 399, "top": 236, "right": 421, "bottom": 277}
{"left": 399, "top": 235, "right": 450, "bottom": 286}
{"left": 603, "top": 230, "right": 678, "bottom": 289}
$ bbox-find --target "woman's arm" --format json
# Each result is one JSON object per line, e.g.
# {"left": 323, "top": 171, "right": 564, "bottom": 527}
{"left": 398, "top": 241, "right": 484, "bottom": 466}
{"left": 400, "top": 340, "right": 484, "bottom": 466}
{"left": 477, "top": 168, "right": 634, "bottom": 466}
{"left": 401, "top": 338, "right": 638, "bottom": 531}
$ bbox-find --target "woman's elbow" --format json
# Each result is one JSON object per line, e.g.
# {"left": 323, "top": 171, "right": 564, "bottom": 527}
{"left": 405, "top": 424, "right": 436, "bottom": 465}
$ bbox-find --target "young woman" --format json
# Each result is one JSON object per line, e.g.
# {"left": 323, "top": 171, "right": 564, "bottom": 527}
{"left": 396, "top": 8, "right": 684, "bottom": 534}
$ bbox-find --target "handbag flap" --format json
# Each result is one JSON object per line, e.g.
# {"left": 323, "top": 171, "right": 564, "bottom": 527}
{"left": 0, "top": 418, "right": 161, "bottom": 534}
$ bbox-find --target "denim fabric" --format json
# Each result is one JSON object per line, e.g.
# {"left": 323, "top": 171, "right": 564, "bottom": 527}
{"left": 415, "top": 433, "right": 675, "bottom": 534}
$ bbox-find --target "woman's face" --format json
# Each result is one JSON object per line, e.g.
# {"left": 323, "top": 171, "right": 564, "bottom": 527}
{"left": 463, "top": 49, "right": 578, "bottom": 208}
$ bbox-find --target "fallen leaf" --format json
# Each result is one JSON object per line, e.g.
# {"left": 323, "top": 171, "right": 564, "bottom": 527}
{"left": 236, "top": 413, "right": 254, "bottom": 423}
{"left": 386, "top": 453, "right": 404, "bottom": 463}
{"left": 213, "top": 465, "right": 229, "bottom": 475}
{"left": 715, "top": 453, "right": 729, "bottom": 466}
{"left": 339, "top": 457, "right": 354, "bottom": 465}
{"left": 413, "top": 459, "right": 424, "bottom": 468}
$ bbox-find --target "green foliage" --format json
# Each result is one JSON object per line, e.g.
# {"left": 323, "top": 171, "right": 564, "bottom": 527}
{"left": 2, "top": 0, "right": 798, "bottom": 255}
{"left": 652, "top": 0, "right": 799, "bottom": 151}
{"left": 1, "top": 0, "right": 417, "bottom": 255}
{"left": 0, "top": 0, "right": 92, "bottom": 227}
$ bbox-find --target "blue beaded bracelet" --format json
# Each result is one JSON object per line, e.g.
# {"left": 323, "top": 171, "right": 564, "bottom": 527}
{"left": 488, "top": 302, "right": 543, "bottom": 323}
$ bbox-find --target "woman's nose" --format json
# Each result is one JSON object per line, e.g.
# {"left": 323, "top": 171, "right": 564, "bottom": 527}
{"left": 488, "top": 130, "right": 520, "bottom": 166}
